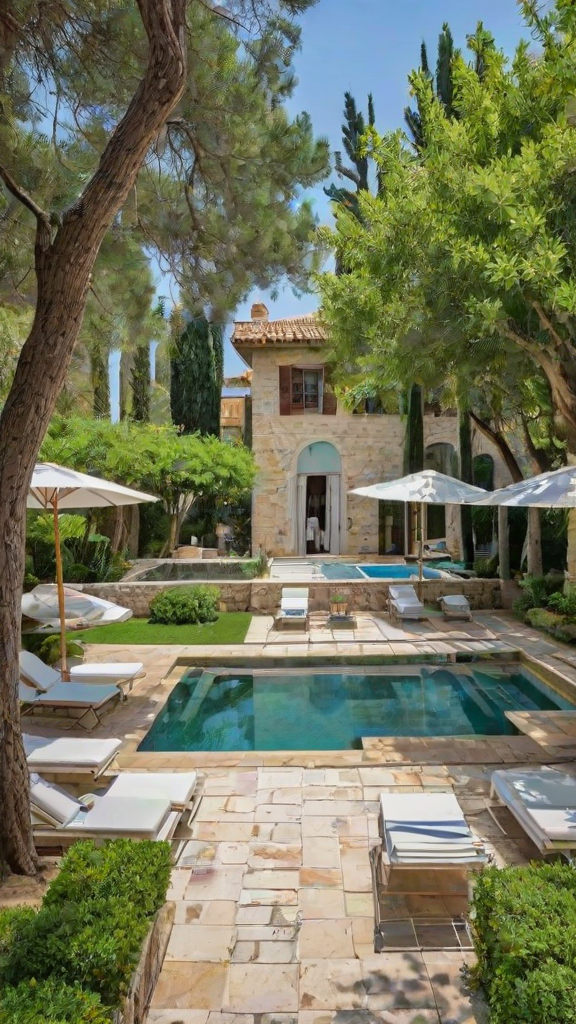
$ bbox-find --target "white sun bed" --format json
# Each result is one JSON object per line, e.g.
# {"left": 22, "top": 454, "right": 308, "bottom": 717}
{"left": 20, "top": 651, "right": 143, "bottom": 697}
{"left": 106, "top": 771, "right": 198, "bottom": 811}
{"left": 22, "top": 584, "right": 133, "bottom": 629}
{"left": 30, "top": 774, "right": 180, "bottom": 843}
{"left": 438, "top": 594, "right": 473, "bottom": 621}
{"left": 23, "top": 735, "right": 122, "bottom": 777}
{"left": 275, "top": 587, "right": 309, "bottom": 629}
{"left": 388, "top": 585, "right": 426, "bottom": 623}
{"left": 491, "top": 767, "right": 576, "bottom": 854}
{"left": 380, "top": 791, "right": 487, "bottom": 865}
{"left": 20, "top": 680, "right": 121, "bottom": 730}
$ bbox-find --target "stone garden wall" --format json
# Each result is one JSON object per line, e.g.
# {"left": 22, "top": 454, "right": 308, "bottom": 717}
{"left": 76, "top": 576, "right": 502, "bottom": 616}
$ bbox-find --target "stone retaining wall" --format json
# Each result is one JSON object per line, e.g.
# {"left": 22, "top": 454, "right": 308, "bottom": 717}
{"left": 76, "top": 577, "right": 502, "bottom": 616}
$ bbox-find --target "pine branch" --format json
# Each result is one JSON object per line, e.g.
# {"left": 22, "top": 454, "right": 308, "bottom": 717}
{"left": 0, "top": 164, "right": 50, "bottom": 234}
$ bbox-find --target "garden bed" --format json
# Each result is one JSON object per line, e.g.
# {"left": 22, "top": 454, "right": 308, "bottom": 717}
{"left": 0, "top": 839, "right": 172, "bottom": 1023}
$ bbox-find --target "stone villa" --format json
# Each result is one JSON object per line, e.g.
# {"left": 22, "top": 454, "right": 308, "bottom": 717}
{"left": 231, "top": 305, "right": 512, "bottom": 558}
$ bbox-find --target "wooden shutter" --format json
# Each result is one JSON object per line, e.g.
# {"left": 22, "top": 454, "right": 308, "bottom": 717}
{"left": 322, "top": 367, "right": 337, "bottom": 415}
{"left": 279, "top": 365, "right": 292, "bottom": 415}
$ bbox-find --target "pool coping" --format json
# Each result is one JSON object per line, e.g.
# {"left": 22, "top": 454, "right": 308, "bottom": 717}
{"left": 115, "top": 647, "right": 576, "bottom": 770}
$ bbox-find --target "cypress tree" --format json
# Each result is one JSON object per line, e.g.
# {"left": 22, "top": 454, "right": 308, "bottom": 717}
{"left": 131, "top": 344, "right": 151, "bottom": 422}
{"left": 170, "top": 316, "right": 220, "bottom": 436}
{"left": 91, "top": 349, "right": 110, "bottom": 419}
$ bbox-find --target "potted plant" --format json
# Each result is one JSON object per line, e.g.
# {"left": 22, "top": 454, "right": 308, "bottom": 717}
{"left": 39, "top": 634, "right": 85, "bottom": 669}
{"left": 330, "top": 593, "right": 349, "bottom": 617}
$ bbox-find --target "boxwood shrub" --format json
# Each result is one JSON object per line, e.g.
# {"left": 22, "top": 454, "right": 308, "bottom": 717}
{"left": 472, "top": 862, "right": 576, "bottom": 1023}
{"left": 149, "top": 584, "right": 220, "bottom": 625}
{"left": 0, "top": 839, "right": 171, "bottom": 1022}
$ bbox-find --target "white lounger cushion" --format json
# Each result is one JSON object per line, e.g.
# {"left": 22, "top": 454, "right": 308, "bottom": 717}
{"left": 441, "top": 595, "right": 470, "bottom": 609}
{"left": 31, "top": 681, "right": 120, "bottom": 708}
{"left": 381, "top": 791, "right": 485, "bottom": 863}
{"left": 71, "top": 663, "right": 143, "bottom": 683}
{"left": 107, "top": 771, "right": 197, "bottom": 807}
{"left": 80, "top": 796, "right": 170, "bottom": 836}
{"left": 24, "top": 736, "right": 122, "bottom": 770}
{"left": 492, "top": 768, "right": 576, "bottom": 845}
{"left": 20, "top": 651, "right": 60, "bottom": 692}
{"left": 30, "top": 775, "right": 84, "bottom": 826}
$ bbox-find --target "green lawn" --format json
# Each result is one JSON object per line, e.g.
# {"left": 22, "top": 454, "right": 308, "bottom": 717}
{"left": 73, "top": 612, "right": 252, "bottom": 645}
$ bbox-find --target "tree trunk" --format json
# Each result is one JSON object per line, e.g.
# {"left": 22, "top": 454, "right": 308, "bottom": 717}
{"left": 403, "top": 384, "right": 423, "bottom": 554}
{"left": 458, "top": 404, "right": 475, "bottom": 565}
{"left": 127, "top": 504, "right": 140, "bottom": 558}
{"left": 91, "top": 349, "right": 111, "bottom": 419}
{"left": 498, "top": 506, "right": 510, "bottom": 581}
{"left": 527, "top": 507, "right": 543, "bottom": 576}
{"left": 0, "top": 0, "right": 187, "bottom": 874}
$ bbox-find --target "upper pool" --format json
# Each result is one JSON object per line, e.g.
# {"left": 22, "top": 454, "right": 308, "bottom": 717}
{"left": 314, "top": 562, "right": 445, "bottom": 580}
{"left": 138, "top": 663, "right": 574, "bottom": 752}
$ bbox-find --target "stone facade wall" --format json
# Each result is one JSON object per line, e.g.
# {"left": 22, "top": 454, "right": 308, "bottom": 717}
{"left": 249, "top": 346, "right": 512, "bottom": 557}
{"left": 77, "top": 577, "right": 502, "bottom": 616}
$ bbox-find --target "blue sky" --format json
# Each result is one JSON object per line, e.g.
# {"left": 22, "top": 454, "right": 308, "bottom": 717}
{"left": 226, "top": 0, "right": 538, "bottom": 374}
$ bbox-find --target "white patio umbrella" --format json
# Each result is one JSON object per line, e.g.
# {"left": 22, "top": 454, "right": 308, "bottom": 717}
{"left": 27, "top": 463, "right": 158, "bottom": 678}
{"left": 467, "top": 464, "right": 576, "bottom": 507}
{"left": 351, "top": 469, "right": 488, "bottom": 591}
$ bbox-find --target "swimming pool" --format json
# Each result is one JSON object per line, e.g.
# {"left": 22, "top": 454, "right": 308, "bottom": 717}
{"left": 138, "top": 663, "right": 574, "bottom": 752}
{"left": 303, "top": 562, "right": 446, "bottom": 581}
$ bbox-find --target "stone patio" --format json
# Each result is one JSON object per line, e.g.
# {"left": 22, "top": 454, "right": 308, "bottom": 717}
{"left": 146, "top": 759, "right": 551, "bottom": 1023}
{"left": 15, "top": 609, "right": 576, "bottom": 1022}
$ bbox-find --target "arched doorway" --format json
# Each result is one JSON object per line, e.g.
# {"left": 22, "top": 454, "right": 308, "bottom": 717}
{"left": 295, "top": 441, "right": 342, "bottom": 555}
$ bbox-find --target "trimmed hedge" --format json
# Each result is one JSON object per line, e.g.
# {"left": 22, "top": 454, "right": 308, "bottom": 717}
{"left": 0, "top": 839, "right": 171, "bottom": 1023}
{"left": 472, "top": 863, "right": 576, "bottom": 1023}
{"left": 149, "top": 584, "right": 220, "bottom": 625}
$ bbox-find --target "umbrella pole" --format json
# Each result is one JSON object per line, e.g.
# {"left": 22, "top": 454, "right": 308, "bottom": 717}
{"left": 51, "top": 497, "right": 69, "bottom": 681}
{"left": 418, "top": 502, "right": 424, "bottom": 600}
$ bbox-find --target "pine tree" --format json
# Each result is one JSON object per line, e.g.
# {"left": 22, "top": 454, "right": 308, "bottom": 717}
{"left": 170, "top": 316, "right": 220, "bottom": 436}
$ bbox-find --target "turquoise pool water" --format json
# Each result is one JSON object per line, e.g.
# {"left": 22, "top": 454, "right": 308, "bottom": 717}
{"left": 138, "top": 665, "right": 574, "bottom": 752}
{"left": 319, "top": 562, "right": 443, "bottom": 580}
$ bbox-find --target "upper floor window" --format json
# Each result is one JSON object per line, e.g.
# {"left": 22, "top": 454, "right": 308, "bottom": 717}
{"left": 352, "top": 397, "right": 384, "bottom": 414}
{"left": 279, "top": 365, "right": 337, "bottom": 415}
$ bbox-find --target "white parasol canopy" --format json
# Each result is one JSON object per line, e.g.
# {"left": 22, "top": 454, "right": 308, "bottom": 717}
{"left": 352, "top": 469, "right": 488, "bottom": 505}
{"left": 27, "top": 463, "right": 158, "bottom": 675}
{"left": 351, "top": 470, "right": 488, "bottom": 591}
{"left": 467, "top": 465, "right": 576, "bottom": 508}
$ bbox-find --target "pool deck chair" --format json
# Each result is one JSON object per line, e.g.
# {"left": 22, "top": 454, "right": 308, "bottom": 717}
{"left": 439, "top": 594, "right": 473, "bottom": 621}
{"left": 388, "top": 585, "right": 426, "bottom": 623}
{"left": 30, "top": 774, "right": 182, "bottom": 848}
{"left": 105, "top": 771, "right": 198, "bottom": 812}
{"left": 23, "top": 735, "right": 122, "bottom": 779}
{"left": 20, "top": 680, "right": 121, "bottom": 731}
{"left": 380, "top": 792, "right": 487, "bottom": 867}
{"left": 20, "top": 650, "right": 143, "bottom": 698}
{"left": 491, "top": 767, "right": 576, "bottom": 856}
{"left": 275, "top": 587, "right": 310, "bottom": 630}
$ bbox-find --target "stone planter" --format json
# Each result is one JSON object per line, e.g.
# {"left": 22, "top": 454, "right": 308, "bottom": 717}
{"left": 114, "top": 901, "right": 175, "bottom": 1024}
{"left": 330, "top": 601, "right": 348, "bottom": 617}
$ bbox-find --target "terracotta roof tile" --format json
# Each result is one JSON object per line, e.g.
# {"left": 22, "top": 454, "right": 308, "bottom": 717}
{"left": 232, "top": 312, "right": 326, "bottom": 347}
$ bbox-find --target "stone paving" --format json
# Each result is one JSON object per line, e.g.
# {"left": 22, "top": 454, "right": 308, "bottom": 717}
{"left": 145, "top": 760, "right": 547, "bottom": 1024}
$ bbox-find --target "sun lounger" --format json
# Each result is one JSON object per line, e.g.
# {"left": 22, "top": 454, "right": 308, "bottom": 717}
{"left": 380, "top": 792, "right": 487, "bottom": 866}
{"left": 106, "top": 771, "right": 198, "bottom": 811}
{"left": 438, "top": 594, "right": 472, "bottom": 621}
{"left": 22, "top": 584, "right": 133, "bottom": 630}
{"left": 23, "top": 735, "right": 122, "bottom": 778}
{"left": 20, "top": 650, "right": 143, "bottom": 696}
{"left": 388, "top": 585, "right": 426, "bottom": 623}
{"left": 20, "top": 680, "right": 121, "bottom": 730}
{"left": 30, "top": 774, "right": 180, "bottom": 844}
{"left": 491, "top": 767, "right": 576, "bottom": 855}
{"left": 275, "top": 587, "right": 309, "bottom": 629}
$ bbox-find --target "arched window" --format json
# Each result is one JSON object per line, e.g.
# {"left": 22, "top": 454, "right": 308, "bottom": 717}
{"left": 473, "top": 454, "right": 495, "bottom": 491}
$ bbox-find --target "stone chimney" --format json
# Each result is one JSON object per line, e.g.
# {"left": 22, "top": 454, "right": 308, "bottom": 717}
{"left": 251, "top": 302, "right": 269, "bottom": 321}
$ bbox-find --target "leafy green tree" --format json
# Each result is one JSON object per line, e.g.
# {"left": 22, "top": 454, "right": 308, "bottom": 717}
{"left": 0, "top": 0, "right": 321, "bottom": 875}
{"left": 320, "top": 1, "right": 576, "bottom": 568}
